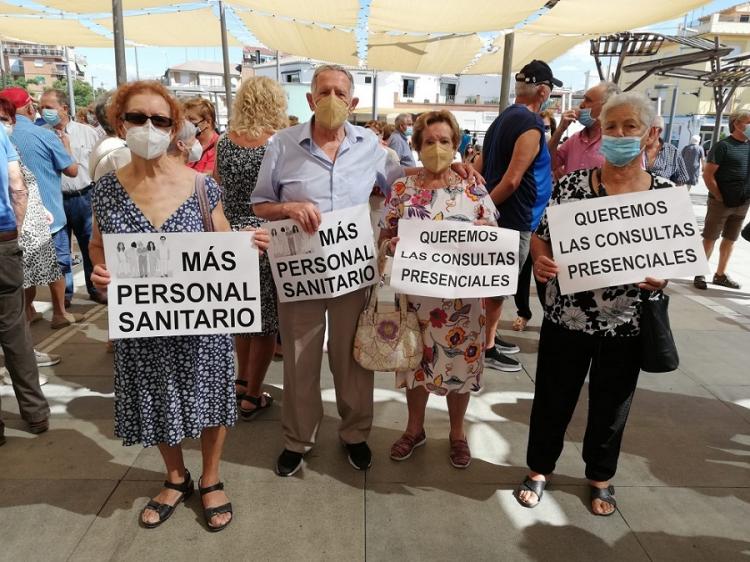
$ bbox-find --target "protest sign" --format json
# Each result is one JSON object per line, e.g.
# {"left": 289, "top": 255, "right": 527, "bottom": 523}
{"left": 390, "top": 220, "right": 519, "bottom": 298}
{"left": 547, "top": 187, "right": 710, "bottom": 294}
{"left": 267, "top": 204, "right": 378, "bottom": 302}
{"left": 103, "top": 232, "right": 261, "bottom": 338}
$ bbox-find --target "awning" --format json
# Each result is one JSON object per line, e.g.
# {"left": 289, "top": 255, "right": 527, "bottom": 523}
{"left": 34, "top": 0, "right": 173, "bottom": 13}
{"left": 94, "top": 7, "right": 242, "bottom": 47}
{"left": 0, "top": 1, "right": 38, "bottom": 14}
{"left": 367, "top": 33, "right": 483, "bottom": 74}
{"left": 230, "top": 0, "right": 359, "bottom": 28}
{"left": 525, "top": 0, "right": 713, "bottom": 34}
{"left": 236, "top": 11, "right": 359, "bottom": 65}
{"left": 368, "top": 0, "right": 546, "bottom": 33}
{"left": 0, "top": 15, "right": 113, "bottom": 47}
{"left": 466, "top": 33, "right": 588, "bottom": 75}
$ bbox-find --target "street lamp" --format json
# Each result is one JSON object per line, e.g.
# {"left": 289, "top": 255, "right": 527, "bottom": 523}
{"left": 655, "top": 83, "right": 679, "bottom": 144}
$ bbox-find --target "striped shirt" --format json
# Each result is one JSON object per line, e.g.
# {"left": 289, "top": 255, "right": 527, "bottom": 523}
{"left": 646, "top": 142, "right": 689, "bottom": 185}
{"left": 707, "top": 136, "right": 750, "bottom": 200}
{"left": 11, "top": 115, "right": 74, "bottom": 233}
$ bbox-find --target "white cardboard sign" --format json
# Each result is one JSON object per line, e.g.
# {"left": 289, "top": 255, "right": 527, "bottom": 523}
{"left": 104, "top": 232, "right": 261, "bottom": 338}
{"left": 267, "top": 204, "right": 378, "bottom": 302}
{"left": 547, "top": 187, "right": 710, "bottom": 294}
{"left": 390, "top": 219, "right": 520, "bottom": 298}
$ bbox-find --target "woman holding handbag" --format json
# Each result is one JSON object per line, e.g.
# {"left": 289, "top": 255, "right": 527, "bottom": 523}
{"left": 379, "top": 110, "right": 498, "bottom": 469}
{"left": 514, "top": 92, "right": 672, "bottom": 516}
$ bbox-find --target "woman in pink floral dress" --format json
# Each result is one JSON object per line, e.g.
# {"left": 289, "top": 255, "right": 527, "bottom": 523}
{"left": 379, "top": 110, "right": 497, "bottom": 468}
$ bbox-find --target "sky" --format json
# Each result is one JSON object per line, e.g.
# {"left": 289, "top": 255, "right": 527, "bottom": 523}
{"left": 71, "top": 0, "right": 746, "bottom": 91}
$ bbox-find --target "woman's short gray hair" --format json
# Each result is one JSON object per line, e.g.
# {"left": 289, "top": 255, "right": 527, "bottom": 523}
{"left": 729, "top": 109, "right": 750, "bottom": 131}
{"left": 599, "top": 92, "right": 656, "bottom": 131}
{"left": 167, "top": 119, "right": 197, "bottom": 153}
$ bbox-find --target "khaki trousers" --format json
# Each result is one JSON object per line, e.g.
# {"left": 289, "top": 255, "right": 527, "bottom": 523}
{"left": 278, "top": 287, "right": 373, "bottom": 453}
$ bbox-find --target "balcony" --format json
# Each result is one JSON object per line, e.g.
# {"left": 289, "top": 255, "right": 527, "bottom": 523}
{"left": 690, "top": 12, "right": 750, "bottom": 36}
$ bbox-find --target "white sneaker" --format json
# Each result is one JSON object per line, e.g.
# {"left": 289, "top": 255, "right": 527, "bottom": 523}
{"left": 35, "top": 350, "right": 61, "bottom": 367}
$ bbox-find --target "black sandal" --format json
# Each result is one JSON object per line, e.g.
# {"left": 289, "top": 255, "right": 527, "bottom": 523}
{"left": 590, "top": 484, "right": 617, "bottom": 516}
{"left": 234, "top": 379, "right": 248, "bottom": 401}
{"left": 513, "top": 476, "right": 548, "bottom": 508}
{"left": 199, "top": 478, "right": 233, "bottom": 532}
{"left": 239, "top": 392, "right": 274, "bottom": 421}
{"left": 140, "top": 469, "right": 194, "bottom": 529}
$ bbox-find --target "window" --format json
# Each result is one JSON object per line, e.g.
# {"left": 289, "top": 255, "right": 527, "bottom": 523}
{"left": 282, "top": 71, "right": 300, "bottom": 83}
{"left": 34, "top": 59, "right": 43, "bottom": 67}
{"left": 740, "top": 14, "right": 749, "bottom": 22}
{"left": 364, "top": 76, "right": 372, "bottom": 84}
{"left": 402, "top": 78, "right": 415, "bottom": 98}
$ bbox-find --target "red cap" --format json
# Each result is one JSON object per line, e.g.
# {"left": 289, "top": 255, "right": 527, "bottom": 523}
{"left": 0, "top": 87, "right": 32, "bottom": 109}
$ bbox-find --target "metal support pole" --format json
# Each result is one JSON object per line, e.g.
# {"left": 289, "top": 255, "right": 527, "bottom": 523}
{"left": 275, "top": 50, "right": 280, "bottom": 82}
{"left": 665, "top": 86, "right": 678, "bottom": 144}
{"left": 65, "top": 47, "right": 76, "bottom": 118}
{"left": 219, "top": 1, "right": 233, "bottom": 121}
{"left": 112, "top": 0, "right": 127, "bottom": 85}
{"left": 134, "top": 47, "right": 140, "bottom": 80}
{"left": 371, "top": 70, "right": 378, "bottom": 120}
{"left": 498, "top": 32, "right": 515, "bottom": 111}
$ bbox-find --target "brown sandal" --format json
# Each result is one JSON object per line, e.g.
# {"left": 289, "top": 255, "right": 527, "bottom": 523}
{"left": 449, "top": 437, "right": 471, "bottom": 468}
{"left": 390, "top": 430, "right": 426, "bottom": 461}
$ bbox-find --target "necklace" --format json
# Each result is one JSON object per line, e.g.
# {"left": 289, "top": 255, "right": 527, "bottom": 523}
{"left": 415, "top": 169, "right": 461, "bottom": 190}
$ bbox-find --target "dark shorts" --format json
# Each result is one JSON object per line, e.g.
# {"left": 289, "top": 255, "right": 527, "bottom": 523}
{"left": 702, "top": 197, "right": 750, "bottom": 242}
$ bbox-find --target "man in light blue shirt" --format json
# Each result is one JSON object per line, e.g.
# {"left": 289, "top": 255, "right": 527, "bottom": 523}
{"left": 0, "top": 86, "right": 81, "bottom": 327}
{"left": 253, "top": 65, "right": 404, "bottom": 478}
{"left": 388, "top": 113, "right": 416, "bottom": 167}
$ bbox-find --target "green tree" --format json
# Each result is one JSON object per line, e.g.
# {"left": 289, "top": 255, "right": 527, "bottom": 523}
{"left": 51, "top": 78, "right": 96, "bottom": 109}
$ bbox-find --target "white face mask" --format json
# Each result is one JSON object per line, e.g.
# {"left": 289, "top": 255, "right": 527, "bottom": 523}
{"left": 187, "top": 140, "right": 203, "bottom": 163}
{"left": 125, "top": 121, "right": 171, "bottom": 160}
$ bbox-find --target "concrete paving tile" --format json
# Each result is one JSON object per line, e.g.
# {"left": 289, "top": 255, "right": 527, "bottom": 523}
{"left": 0, "top": 376, "right": 114, "bottom": 421}
{"left": 124, "top": 417, "right": 365, "bottom": 489}
{"left": 0, "top": 421, "right": 146, "bottom": 481}
{"left": 620, "top": 487, "right": 750, "bottom": 562}
{"left": 0, "top": 479, "right": 118, "bottom": 562}
{"left": 668, "top": 294, "right": 744, "bottom": 332}
{"left": 69, "top": 480, "right": 364, "bottom": 562}
{"left": 366, "top": 483, "right": 649, "bottom": 562}
{"left": 674, "top": 331, "right": 749, "bottom": 386}
{"left": 564, "top": 424, "right": 750, "bottom": 488}
{"left": 38, "top": 343, "right": 114, "bottom": 378}
{"left": 702, "top": 385, "right": 750, "bottom": 423}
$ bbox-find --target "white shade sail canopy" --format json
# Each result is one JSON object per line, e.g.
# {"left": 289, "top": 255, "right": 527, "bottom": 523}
{"left": 0, "top": 0, "right": 715, "bottom": 75}
{"left": 368, "top": 0, "right": 547, "bottom": 33}
{"left": 466, "top": 33, "right": 588, "bottom": 75}
{"left": 237, "top": 11, "right": 358, "bottom": 66}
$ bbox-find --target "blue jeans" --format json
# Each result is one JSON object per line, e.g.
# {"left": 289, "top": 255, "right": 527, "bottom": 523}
{"left": 51, "top": 227, "right": 72, "bottom": 278}
{"left": 63, "top": 189, "right": 97, "bottom": 299}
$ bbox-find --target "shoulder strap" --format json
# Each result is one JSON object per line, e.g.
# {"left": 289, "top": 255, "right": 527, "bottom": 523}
{"left": 195, "top": 173, "right": 215, "bottom": 232}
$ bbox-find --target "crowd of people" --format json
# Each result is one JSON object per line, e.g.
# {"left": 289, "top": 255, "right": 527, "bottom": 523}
{"left": 0, "top": 59, "right": 748, "bottom": 531}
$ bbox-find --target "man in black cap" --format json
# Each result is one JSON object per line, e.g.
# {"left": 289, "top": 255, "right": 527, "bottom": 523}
{"left": 475, "top": 60, "right": 560, "bottom": 372}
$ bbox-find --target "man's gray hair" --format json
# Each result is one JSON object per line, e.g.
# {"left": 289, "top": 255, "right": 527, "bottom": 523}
{"left": 167, "top": 119, "right": 197, "bottom": 153}
{"left": 311, "top": 64, "right": 354, "bottom": 95}
{"left": 395, "top": 113, "right": 411, "bottom": 126}
{"left": 599, "top": 81, "right": 620, "bottom": 103}
{"left": 729, "top": 109, "right": 750, "bottom": 131}
{"left": 652, "top": 115, "right": 665, "bottom": 129}
{"left": 94, "top": 91, "right": 115, "bottom": 135}
{"left": 43, "top": 87, "right": 69, "bottom": 109}
{"left": 599, "top": 92, "right": 656, "bottom": 131}
{"left": 514, "top": 81, "right": 546, "bottom": 100}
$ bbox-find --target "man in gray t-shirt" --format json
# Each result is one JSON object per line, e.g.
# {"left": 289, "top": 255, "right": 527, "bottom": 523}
{"left": 681, "top": 134, "right": 705, "bottom": 187}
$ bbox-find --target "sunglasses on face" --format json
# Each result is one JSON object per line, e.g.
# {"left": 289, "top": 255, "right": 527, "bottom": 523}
{"left": 122, "top": 112, "right": 173, "bottom": 129}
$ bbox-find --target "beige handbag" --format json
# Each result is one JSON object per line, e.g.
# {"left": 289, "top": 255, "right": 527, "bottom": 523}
{"left": 353, "top": 241, "right": 422, "bottom": 372}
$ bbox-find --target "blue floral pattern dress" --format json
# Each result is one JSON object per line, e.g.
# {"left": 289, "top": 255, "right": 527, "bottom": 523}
{"left": 91, "top": 172, "right": 236, "bottom": 447}
{"left": 380, "top": 173, "right": 498, "bottom": 395}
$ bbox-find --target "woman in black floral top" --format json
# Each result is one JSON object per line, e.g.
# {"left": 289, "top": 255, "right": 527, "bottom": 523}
{"left": 514, "top": 92, "right": 671, "bottom": 516}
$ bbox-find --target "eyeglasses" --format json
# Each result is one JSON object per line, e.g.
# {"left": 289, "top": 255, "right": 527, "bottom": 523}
{"left": 122, "top": 112, "right": 173, "bottom": 129}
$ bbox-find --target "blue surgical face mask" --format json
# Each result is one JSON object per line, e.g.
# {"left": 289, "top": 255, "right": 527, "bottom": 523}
{"left": 405, "top": 126, "right": 413, "bottom": 136}
{"left": 540, "top": 98, "right": 553, "bottom": 112}
{"left": 743, "top": 124, "right": 750, "bottom": 140}
{"left": 42, "top": 108, "right": 60, "bottom": 126}
{"left": 599, "top": 134, "right": 645, "bottom": 167}
{"left": 579, "top": 108, "right": 596, "bottom": 128}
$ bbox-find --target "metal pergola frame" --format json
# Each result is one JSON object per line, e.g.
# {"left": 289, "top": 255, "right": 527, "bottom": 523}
{"left": 589, "top": 32, "right": 665, "bottom": 84}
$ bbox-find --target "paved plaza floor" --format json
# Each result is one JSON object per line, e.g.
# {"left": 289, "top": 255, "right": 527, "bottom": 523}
{"left": 1, "top": 186, "right": 749, "bottom": 561}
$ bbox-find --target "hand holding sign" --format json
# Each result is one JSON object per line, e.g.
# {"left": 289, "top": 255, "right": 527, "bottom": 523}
{"left": 533, "top": 255, "right": 559, "bottom": 283}
{"left": 91, "top": 263, "right": 110, "bottom": 293}
{"left": 282, "top": 202, "right": 322, "bottom": 234}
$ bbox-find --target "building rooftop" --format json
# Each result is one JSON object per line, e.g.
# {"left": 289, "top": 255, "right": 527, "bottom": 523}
{"left": 167, "top": 60, "right": 240, "bottom": 76}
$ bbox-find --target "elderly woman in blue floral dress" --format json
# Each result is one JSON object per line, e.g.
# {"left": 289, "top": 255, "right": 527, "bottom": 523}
{"left": 89, "top": 81, "right": 269, "bottom": 532}
{"left": 379, "top": 110, "right": 497, "bottom": 468}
